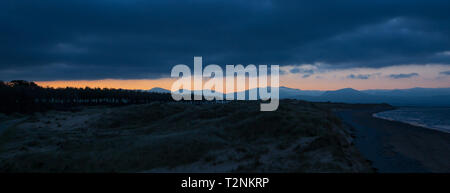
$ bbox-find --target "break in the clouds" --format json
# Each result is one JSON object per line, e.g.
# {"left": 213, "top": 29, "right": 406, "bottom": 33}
{"left": 1, "top": 0, "right": 450, "bottom": 81}
{"left": 279, "top": 64, "right": 450, "bottom": 90}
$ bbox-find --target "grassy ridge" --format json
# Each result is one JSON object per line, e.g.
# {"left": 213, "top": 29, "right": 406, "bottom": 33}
{"left": 0, "top": 100, "right": 373, "bottom": 172}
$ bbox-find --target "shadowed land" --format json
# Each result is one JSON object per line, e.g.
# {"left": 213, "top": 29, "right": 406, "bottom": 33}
{"left": 1, "top": 81, "right": 449, "bottom": 173}
{"left": 0, "top": 100, "right": 372, "bottom": 172}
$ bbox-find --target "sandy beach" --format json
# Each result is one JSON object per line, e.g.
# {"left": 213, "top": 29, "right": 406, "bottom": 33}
{"left": 336, "top": 107, "right": 450, "bottom": 173}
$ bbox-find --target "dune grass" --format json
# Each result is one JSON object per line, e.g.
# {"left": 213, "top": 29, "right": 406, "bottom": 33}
{"left": 0, "top": 100, "right": 372, "bottom": 172}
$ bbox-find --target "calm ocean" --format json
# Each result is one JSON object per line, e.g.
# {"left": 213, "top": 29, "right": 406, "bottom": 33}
{"left": 373, "top": 107, "right": 450, "bottom": 133}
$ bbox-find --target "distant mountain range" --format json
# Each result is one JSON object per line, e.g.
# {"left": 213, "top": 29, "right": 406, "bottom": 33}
{"left": 294, "top": 87, "right": 450, "bottom": 106}
{"left": 147, "top": 86, "right": 450, "bottom": 106}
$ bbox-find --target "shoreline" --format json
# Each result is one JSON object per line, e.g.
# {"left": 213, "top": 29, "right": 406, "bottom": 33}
{"left": 336, "top": 107, "right": 450, "bottom": 173}
{"left": 373, "top": 110, "right": 450, "bottom": 134}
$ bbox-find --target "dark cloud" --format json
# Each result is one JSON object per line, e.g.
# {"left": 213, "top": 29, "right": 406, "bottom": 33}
{"left": 1, "top": 0, "right": 450, "bottom": 80}
{"left": 302, "top": 74, "right": 312, "bottom": 78}
{"left": 347, "top": 74, "right": 371, "bottom": 79}
{"left": 289, "top": 68, "right": 301, "bottom": 74}
{"left": 388, "top": 73, "right": 419, "bottom": 79}
{"left": 440, "top": 70, "right": 450, "bottom": 75}
{"left": 289, "top": 68, "right": 314, "bottom": 74}
{"left": 289, "top": 67, "right": 314, "bottom": 78}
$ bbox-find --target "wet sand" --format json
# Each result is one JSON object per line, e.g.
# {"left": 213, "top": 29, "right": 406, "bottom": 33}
{"left": 336, "top": 108, "right": 450, "bottom": 173}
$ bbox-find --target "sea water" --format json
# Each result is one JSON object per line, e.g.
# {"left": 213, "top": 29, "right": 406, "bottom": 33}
{"left": 373, "top": 107, "right": 450, "bottom": 133}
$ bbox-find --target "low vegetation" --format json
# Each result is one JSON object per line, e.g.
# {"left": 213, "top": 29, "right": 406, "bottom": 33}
{"left": 0, "top": 100, "right": 372, "bottom": 172}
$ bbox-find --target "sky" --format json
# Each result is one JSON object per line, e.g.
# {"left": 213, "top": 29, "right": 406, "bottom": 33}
{"left": 2, "top": 0, "right": 450, "bottom": 90}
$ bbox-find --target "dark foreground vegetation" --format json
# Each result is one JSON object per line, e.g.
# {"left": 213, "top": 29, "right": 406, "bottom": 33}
{"left": 0, "top": 100, "right": 373, "bottom": 172}
{"left": 0, "top": 80, "right": 172, "bottom": 113}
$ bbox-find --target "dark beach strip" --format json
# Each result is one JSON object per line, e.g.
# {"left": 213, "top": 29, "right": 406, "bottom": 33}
{"left": 335, "top": 106, "right": 450, "bottom": 173}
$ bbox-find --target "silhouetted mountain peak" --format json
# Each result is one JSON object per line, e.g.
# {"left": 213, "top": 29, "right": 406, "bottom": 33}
{"left": 340, "top": 88, "right": 358, "bottom": 91}
{"left": 322, "top": 88, "right": 367, "bottom": 97}
{"left": 148, "top": 87, "right": 171, "bottom": 93}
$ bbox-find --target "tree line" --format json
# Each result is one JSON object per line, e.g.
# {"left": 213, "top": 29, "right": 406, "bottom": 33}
{"left": 0, "top": 80, "right": 173, "bottom": 113}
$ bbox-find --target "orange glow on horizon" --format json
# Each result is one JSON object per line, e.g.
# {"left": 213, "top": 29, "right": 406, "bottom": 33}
{"left": 36, "top": 77, "right": 271, "bottom": 92}
{"left": 36, "top": 79, "right": 176, "bottom": 90}
{"left": 35, "top": 63, "right": 450, "bottom": 92}
{"left": 35, "top": 75, "right": 450, "bottom": 91}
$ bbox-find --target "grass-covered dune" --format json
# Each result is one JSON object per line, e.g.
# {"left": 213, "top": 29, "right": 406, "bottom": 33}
{"left": 0, "top": 100, "right": 373, "bottom": 172}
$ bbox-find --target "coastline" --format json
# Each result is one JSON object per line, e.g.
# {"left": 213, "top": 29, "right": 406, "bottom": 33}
{"left": 335, "top": 106, "right": 450, "bottom": 173}
{"left": 373, "top": 110, "right": 450, "bottom": 134}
